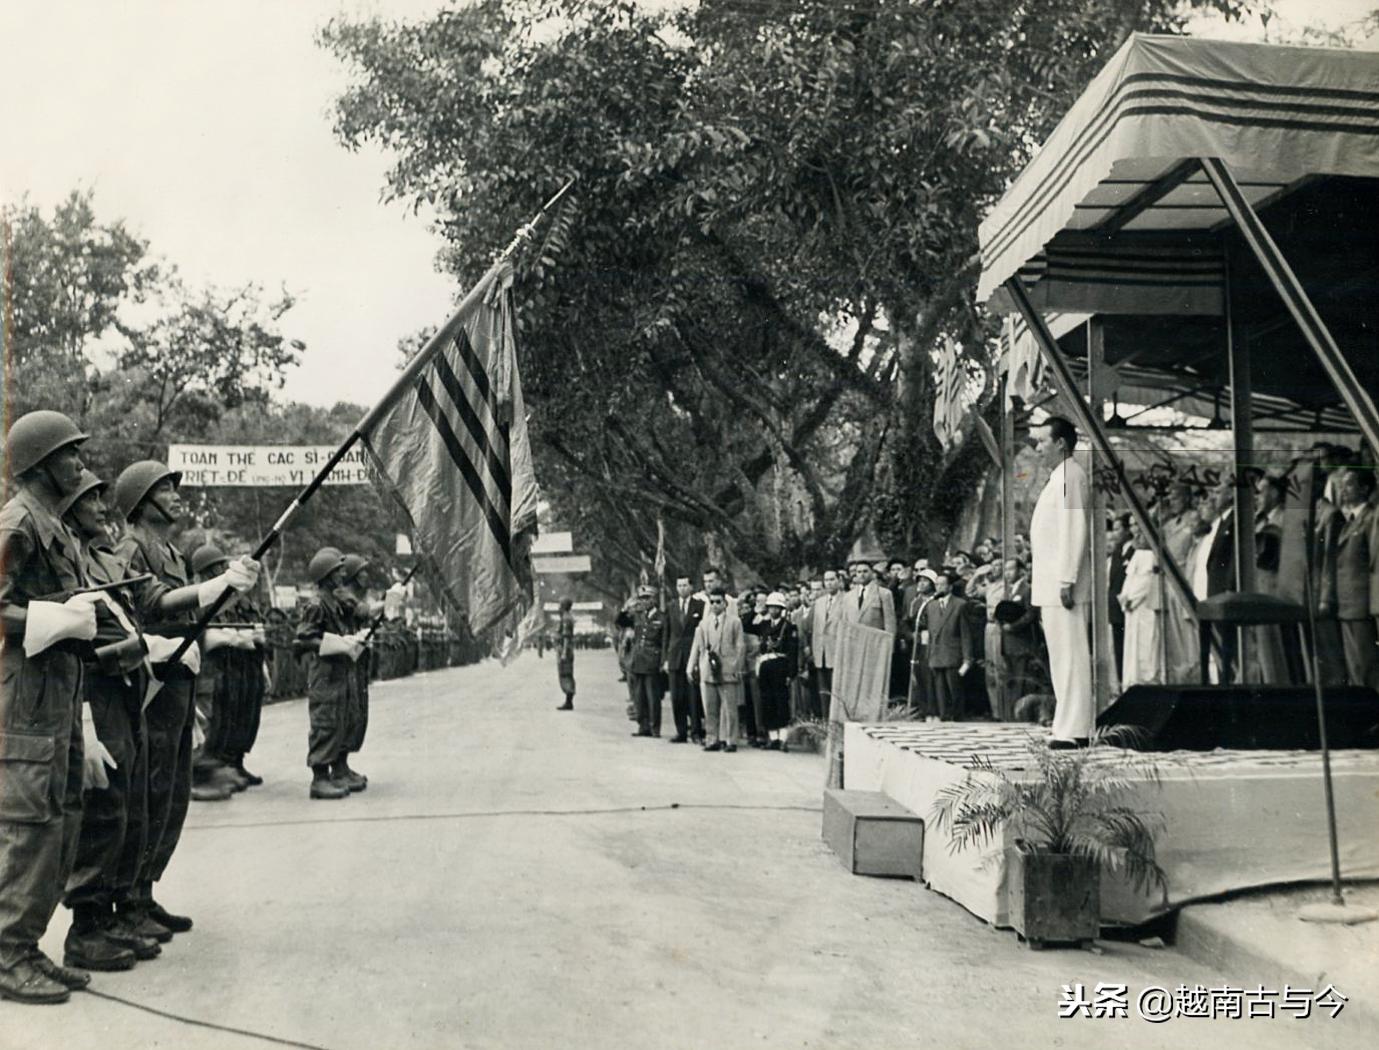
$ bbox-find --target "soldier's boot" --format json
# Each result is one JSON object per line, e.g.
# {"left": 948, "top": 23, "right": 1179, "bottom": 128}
{"left": 310, "top": 765, "right": 349, "bottom": 800}
{"left": 556, "top": 696, "right": 573, "bottom": 710}
{"left": 63, "top": 906, "right": 137, "bottom": 973}
{"left": 145, "top": 898, "right": 193, "bottom": 934}
{"left": 114, "top": 900, "right": 173, "bottom": 942}
{"left": 233, "top": 759, "right": 264, "bottom": 786}
{"left": 29, "top": 950, "right": 92, "bottom": 990}
{"left": 334, "top": 755, "right": 367, "bottom": 793}
{"left": 102, "top": 913, "right": 162, "bottom": 960}
{"left": 0, "top": 956, "right": 71, "bottom": 1004}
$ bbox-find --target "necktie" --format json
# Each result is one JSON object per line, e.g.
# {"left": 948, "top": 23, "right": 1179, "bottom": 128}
{"left": 857, "top": 589, "right": 864, "bottom": 609}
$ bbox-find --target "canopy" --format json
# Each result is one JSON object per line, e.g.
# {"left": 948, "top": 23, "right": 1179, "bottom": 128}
{"left": 978, "top": 34, "right": 1379, "bottom": 313}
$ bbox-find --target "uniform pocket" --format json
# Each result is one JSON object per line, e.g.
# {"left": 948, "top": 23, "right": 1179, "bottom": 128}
{"left": 0, "top": 731, "right": 57, "bottom": 823}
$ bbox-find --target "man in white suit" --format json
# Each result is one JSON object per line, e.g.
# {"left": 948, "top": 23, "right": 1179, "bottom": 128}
{"left": 1029, "top": 416, "right": 1093, "bottom": 747}
{"left": 810, "top": 569, "right": 846, "bottom": 711}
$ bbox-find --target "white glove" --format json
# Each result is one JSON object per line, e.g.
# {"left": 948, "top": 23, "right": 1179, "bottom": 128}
{"left": 319, "top": 632, "right": 364, "bottom": 661}
{"left": 23, "top": 595, "right": 99, "bottom": 657}
{"left": 180, "top": 641, "right": 202, "bottom": 675}
{"left": 144, "top": 635, "right": 201, "bottom": 675}
{"left": 81, "top": 704, "right": 117, "bottom": 791}
{"left": 251, "top": 626, "right": 267, "bottom": 647}
{"left": 202, "top": 628, "right": 235, "bottom": 652}
{"left": 196, "top": 557, "right": 261, "bottom": 607}
{"left": 234, "top": 629, "right": 258, "bottom": 650}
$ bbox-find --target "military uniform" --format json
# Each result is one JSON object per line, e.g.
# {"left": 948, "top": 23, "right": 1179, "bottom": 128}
{"left": 0, "top": 489, "right": 89, "bottom": 974}
{"left": 628, "top": 602, "right": 667, "bottom": 737}
{"left": 294, "top": 586, "right": 358, "bottom": 787}
{"left": 115, "top": 533, "right": 197, "bottom": 895}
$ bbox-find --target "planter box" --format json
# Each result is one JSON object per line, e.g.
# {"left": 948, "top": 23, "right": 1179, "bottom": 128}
{"left": 1007, "top": 845, "right": 1099, "bottom": 947}
{"left": 822, "top": 789, "right": 923, "bottom": 879}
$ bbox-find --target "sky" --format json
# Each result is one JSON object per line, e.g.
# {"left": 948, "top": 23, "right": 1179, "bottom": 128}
{"left": 3, "top": 0, "right": 1375, "bottom": 409}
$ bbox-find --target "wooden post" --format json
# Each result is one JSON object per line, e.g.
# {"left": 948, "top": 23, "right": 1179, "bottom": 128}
{"left": 1087, "top": 318, "right": 1115, "bottom": 709}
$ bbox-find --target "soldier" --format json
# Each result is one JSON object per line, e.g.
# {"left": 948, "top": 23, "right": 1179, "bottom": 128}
{"left": 336, "top": 553, "right": 373, "bottom": 791}
{"left": 628, "top": 585, "right": 667, "bottom": 738}
{"left": 294, "top": 547, "right": 364, "bottom": 799}
{"left": 0, "top": 411, "right": 100, "bottom": 1003}
{"left": 112, "top": 460, "right": 259, "bottom": 937}
{"left": 58, "top": 471, "right": 162, "bottom": 972}
{"left": 189, "top": 544, "right": 242, "bottom": 801}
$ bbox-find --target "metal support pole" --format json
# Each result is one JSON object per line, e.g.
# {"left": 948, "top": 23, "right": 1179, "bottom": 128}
{"left": 1225, "top": 243, "right": 1256, "bottom": 680}
{"left": 1087, "top": 318, "right": 1115, "bottom": 709}
{"left": 1003, "top": 277, "right": 1199, "bottom": 621}
{"left": 1201, "top": 156, "right": 1379, "bottom": 455}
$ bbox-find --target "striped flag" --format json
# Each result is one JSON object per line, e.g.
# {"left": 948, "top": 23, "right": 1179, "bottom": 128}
{"left": 933, "top": 335, "right": 968, "bottom": 449}
{"left": 360, "top": 262, "right": 538, "bottom": 636}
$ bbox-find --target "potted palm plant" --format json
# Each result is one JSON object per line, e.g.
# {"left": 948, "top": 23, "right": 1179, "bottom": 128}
{"left": 931, "top": 727, "right": 1168, "bottom": 948}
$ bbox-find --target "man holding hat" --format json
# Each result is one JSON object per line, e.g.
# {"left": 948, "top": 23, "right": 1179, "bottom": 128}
{"left": 627, "top": 584, "right": 667, "bottom": 738}
{"left": 0, "top": 411, "right": 102, "bottom": 1002}
{"left": 113, "top": 459, "right": 260, "bottom": 934}
{"left": 294, "top": 547, "right": 365, "bottom": 798}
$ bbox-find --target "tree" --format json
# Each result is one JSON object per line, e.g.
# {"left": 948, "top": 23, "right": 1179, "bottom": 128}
{"left": 323, "top": 0, "right": 1254, "bottom": 586}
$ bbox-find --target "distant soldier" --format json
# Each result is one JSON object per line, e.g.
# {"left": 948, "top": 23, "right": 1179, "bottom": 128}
{"left": 59, "top": 471, "right": 162, "bottom": 972}
{"left": 336, "top": 553, "right": 373, "bottom": 791}
{"left": 0, "top": 412, "right": 99, "bottom": 1003}
{"left": 294, "top": 547, "right": 363, "bottom": 799}
{"left": 113, "top": 460, "right": 259, "bottom": 936}
{"left": 628, "top": 585, "right": 667, "bottom": 737}
{"left": 555, "top": 597, "right": 576, "bottom": 710}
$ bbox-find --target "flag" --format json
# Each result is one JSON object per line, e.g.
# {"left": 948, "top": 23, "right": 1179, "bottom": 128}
{"left": 933, "top": 334, "right": 968, "bottom": 449}
{"left": 360, "top": 262, "right": 539, "bottom": 636}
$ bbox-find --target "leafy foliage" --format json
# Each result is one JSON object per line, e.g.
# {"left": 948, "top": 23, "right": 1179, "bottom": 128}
{"left": 321, "top": 0, "right": 1254, "bottom": 596}
{"left": 930, "top": 727, "right": 1169, "bottom": 894}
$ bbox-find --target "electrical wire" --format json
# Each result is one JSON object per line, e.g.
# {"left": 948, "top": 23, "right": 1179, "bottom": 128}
{"left": 82, "top": 988, "right": 337, "bottom": 1050}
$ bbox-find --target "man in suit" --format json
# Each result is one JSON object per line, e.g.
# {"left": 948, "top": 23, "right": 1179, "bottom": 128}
{"left": 1190, "top": 481, "right": 1238, "bottom": 682}
{"left": 687, "top": 589, "right": 745, "bottom": 752}
{"left": 811, "top": 569, "right": 846, "bottom": 716}
{"left": 998, "top": 558, "right": 1038, "bottom": 717}
{"left": 846, "top": 557, "right": 896, "bottom": 635}
{"left": 1326, "top": 467, "right": 1378, "bottom": 690}
{"left": 662, "top": 576, "right": 705, "bottom": 743}
{"left": 917, "top": 571, "right": 974, "bottom": 720}
{"left": 791, "top": 583, "right": 818, "bottom": 720}
{"left": 1029, "top": 416, "right": 1093, "bottom": 747}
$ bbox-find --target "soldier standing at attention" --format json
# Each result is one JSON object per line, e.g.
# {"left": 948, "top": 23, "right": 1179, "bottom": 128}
{"left": 336, "top": 553, "right": 373, "bottom": 791}
{"left": 628, "top": 585, "right": 667, "bottom": 738}
{"left": 59, "top": 471, "right": 163, "bottom": 973}
{"left": 294, "top": 548, "right": 364, "bottom": 799}
{"left": 113, "top": 460, "right": 260, "bottom": 937}
{"left": 0, "top": 412, "right": 100, "bottom": 1003}
{"left": 188, "top": 544, "right": 245, "bottom": 801}
{"left": 555, "top": 597, "right": 577, "bottom": 710}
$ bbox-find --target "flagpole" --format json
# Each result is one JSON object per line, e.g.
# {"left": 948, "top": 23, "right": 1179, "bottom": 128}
{"left": 163, "top": 178, "right": 576, "bottom": 666}
{"left": 360, "top": 563, "right": 420, "bottom": 645}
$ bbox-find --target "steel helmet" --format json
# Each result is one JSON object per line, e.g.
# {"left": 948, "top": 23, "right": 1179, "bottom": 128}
{"left": 113, "top": 460, "right": 183, "bottom": 522}
{"left": 340, "top": 554, "right": 370, "bottom": 585}
{"left": 56, "top": 469, "right": 108, "bottom": 517}
{"left": 191, "top": 543, "right": 230, "bottom": 576}
{"left": 307, "top": 546, "right": 347, "bottom": 585}
{"left": 5, "top": 410, "right": 89, "bottom": 479}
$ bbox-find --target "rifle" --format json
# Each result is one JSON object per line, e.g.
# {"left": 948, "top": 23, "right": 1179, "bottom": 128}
{"left": 35, "top": 575, "right": 155, "bottom": 603}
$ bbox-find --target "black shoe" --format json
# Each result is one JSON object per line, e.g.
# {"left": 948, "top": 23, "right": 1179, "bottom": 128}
{"left": 767, "top": 739, "right": 783, "bottom": 751}
{"left": 334, "top": 759, "right": 368, "bottom": 793}
{"left": 702, "top": 741, "right": 725, "bottom": 752}
{"left": 556, "top": 700, "right": 573, "bottom": 711}
{"left": 114, "top": 904, "right": 172, "bottom": 943}
{"left": 310, "top": 774, "right": 350, "bottom": 800}
{"left": 29, "top": 951, "right": 92, "bottom": 989}
{"left": 723, "top": 744, "right": 738, "bottom": 753}
{"left": 63, "top": 928, "right": 136, "bottom": 973}
{"left": 101, "top": 916, "right": 160, "bottom": 960}
{"left": 0, "top": 957, "right": 71, "bottom": 1004}
{"left": 667, "top": 735, "right": 688, "bottom": 744}
{"left": 146, "top": 901, "right": 193, "bottom": 934}
{"left": 631, "top": 729, "right": 652, "bottom": 737}
{"left": 233, "top": 760, "right": 264, "bottom": 786}
{"left": 191, "top": 783, "right": 232, "bottom": 802}
{"left": 1047, "top": 738, "right": 1078, "bottom": 750}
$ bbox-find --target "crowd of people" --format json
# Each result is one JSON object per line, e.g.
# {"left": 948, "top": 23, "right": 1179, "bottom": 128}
{"left": 0, "top": 408, "right": 477, "bottom": 1006}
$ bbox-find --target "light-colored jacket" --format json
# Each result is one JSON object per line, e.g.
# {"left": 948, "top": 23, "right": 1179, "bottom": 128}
{"left": 687, "top": 610, "right": 746, "bottom": 684}
{"left": 811, "top": 591, "right": 847, "bottom": 668}
{"left": 1030, "top": 455, "right": 1091, "bottom": 607}
{"left": 843, "top": 580, "right": 896, "bottom": 635}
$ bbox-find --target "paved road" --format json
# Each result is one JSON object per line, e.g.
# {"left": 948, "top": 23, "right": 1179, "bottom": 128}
{"left": 6, "top": 651, "right": 1360, "bottom": 1049}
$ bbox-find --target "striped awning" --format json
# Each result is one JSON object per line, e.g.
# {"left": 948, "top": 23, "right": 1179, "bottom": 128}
{"left": 978, "top": 34, "right": 1379, "bottom": 313}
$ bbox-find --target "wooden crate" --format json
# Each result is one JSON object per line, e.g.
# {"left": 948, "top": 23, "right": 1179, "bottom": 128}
{"left": 821, "top": 789, "right": 923, "bottom": 879}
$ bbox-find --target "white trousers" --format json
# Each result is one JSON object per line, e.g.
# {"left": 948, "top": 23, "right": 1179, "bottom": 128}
{"left": 1041, "top": 601, "right": 1093, "bottom": 741}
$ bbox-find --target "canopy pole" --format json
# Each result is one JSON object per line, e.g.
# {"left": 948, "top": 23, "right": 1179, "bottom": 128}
{"left": 1225, "top": 243, "right": 1256, "bottom": 680}
{"left": 1002, "top": 278, "right": 1198, "bottom": 620}
{"left": 1086, "top": 318, "right": 1115, "bottom": 710}
{"left": 1200, "top": 157, "right": 1379, "bottom": 455}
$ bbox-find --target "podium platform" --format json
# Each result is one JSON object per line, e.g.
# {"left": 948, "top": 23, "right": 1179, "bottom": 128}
{"left": 843, "top": 721, "right": 1379, "bottom": 926}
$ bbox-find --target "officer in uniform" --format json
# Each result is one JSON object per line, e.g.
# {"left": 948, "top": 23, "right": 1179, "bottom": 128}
{"left": 337, "top": 553, "right": 373, "bottom": 791}
{"left": 58, "top": 471, "right": 162, "bottom": 972}
{"left": 628, "top": 585, "right": 667, "bottom": 738}
{"left": 294, "top": 547, "right": 363, "bottom": 799}
{"left": 112, "top": 460, "right": 259, "bottom": 937}
{"left": 0, "top": 411, "right": 99, "bottom": 1003}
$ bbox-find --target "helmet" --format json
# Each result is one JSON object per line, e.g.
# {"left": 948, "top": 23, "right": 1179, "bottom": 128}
{"left": 637, "top": 585, "right": 656, "bottom": 599}
{"left": 307, "top": 546, "right": 347, "bottom": 585}
{"left": 5, "top": 410, "right": 88, "bottom": 478}
{"left": 340, "top": 554, "right": 370, "bottom": 584}
{"left": 765, "top": 591, "right": 788, "bottom": 608}
{"left": 57, "top": 469, "right": 107, "bottom": 517}
{"left": 191, "top": 543, "right": 230, "bottom": 576}
{"left": 113, "top": 460, "right": 182, "bottom": 522}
